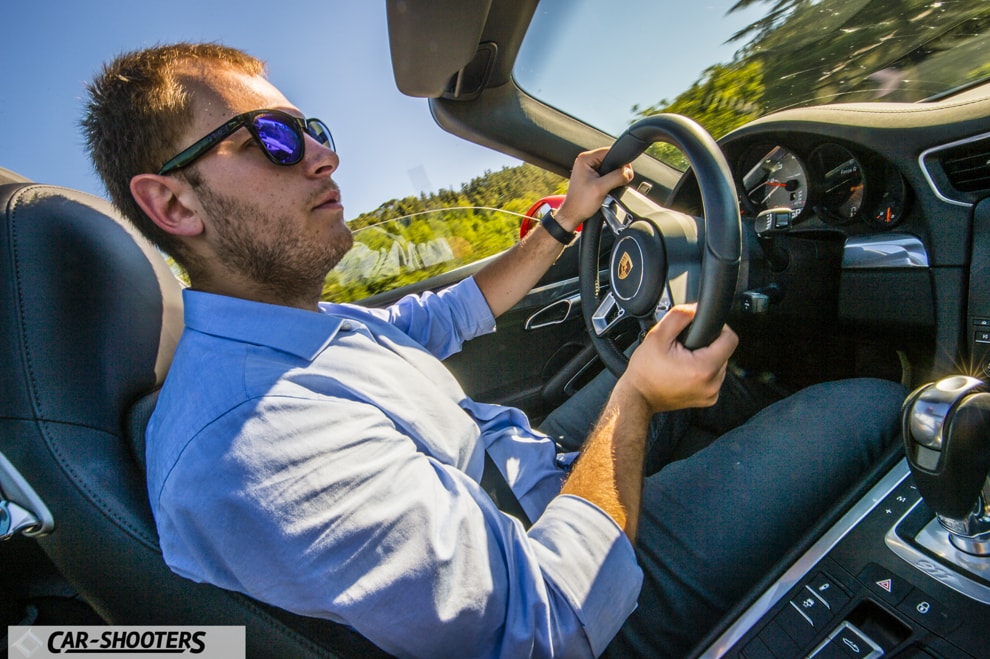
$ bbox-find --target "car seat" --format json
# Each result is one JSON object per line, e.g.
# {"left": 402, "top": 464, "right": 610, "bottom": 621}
{"left": 0, "top": 172, "right": 389, "bottom": 657}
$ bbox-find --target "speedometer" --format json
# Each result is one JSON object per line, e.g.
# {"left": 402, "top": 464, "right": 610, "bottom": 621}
{"left": 740, "top": 146, "right": 808, "bottom": 217}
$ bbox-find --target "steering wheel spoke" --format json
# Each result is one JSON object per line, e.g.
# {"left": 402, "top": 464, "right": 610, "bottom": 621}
{"left": 627, "top": 284, "right": 673, "bottom": 340}
{"left": 652, "top": 284, "right": 674, "bottom": 325}
{"left": 601, "top": 195, "right": 633, "bottom": 236}
{"left": 590, "top": 290, "right": 626, "bottom": 337}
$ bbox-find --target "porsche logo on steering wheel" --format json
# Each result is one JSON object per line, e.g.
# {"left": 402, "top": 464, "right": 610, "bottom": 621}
{"left": 617, "top": 251, "right": 633, "bottom": 280}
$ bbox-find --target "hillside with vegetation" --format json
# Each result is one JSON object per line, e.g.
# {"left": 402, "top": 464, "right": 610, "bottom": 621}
{"left": 323, "top": 162, "right": 567, "bottom": 302}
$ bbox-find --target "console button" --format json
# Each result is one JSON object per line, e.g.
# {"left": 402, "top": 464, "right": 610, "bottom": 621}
{"left": 896, "top": 587, "right": 959, "bottom": 635}
{"left": 741, "top": 634, "right": 775, "bottom": 659}
{"left": 808, "top": 622, "right": 884, "bottom": 659}
{"left": 809, "top": 640, "right": 847, "bottom": 659}
{"left": 776, "top": 602, "right": 818, "bottom": 647}
{"left": 793, "top": 591, "right": 832, "bottom": 629}
{"left": 808, "top": 573, "right": 850, "bottom": 612}
{"left": 758, "top": 619, "right": 800, "bottom": 658}
{"left": 858, "top": 563, "right": 910, "bottom": 606}
{"left": 831, "top": 623, "right": 878, "bottom": 658}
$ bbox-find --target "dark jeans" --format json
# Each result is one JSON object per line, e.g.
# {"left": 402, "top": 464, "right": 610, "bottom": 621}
{"left": 541, "top": 370, "right": 905, "bottom": 657}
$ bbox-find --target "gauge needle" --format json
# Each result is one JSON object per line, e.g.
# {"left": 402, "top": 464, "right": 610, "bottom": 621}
{"left": 761, "top": 183, "right": 787, "bottom": 204}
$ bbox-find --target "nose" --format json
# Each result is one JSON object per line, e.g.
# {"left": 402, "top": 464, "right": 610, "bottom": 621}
{"left": 305, "top": 134, "right": 338, "bottom": 176}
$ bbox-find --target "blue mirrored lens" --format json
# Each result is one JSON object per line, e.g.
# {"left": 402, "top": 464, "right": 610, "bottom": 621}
{"left": 306, "top": 119, "right": 335, "bottom": 152}
{"left": 253, "top": 115, "right": 303, "bottom": 163}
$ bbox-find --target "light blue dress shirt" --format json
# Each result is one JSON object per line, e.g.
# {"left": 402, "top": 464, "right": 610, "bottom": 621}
{"left": 146, "top": 277, "right": 642, "bottom": 658}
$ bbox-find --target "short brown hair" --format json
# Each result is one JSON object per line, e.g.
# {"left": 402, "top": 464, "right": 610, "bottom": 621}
{"left": 81, "top": 43, "right": 265, "bottom": 263}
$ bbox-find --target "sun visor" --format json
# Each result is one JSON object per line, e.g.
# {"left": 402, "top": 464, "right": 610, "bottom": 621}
{"left": 386, "top": 0, "right": 492, "bottom": 98}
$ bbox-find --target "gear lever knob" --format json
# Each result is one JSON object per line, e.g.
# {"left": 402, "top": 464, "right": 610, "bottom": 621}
{"left": 903, "top": 376, "right": 990, "bottom": 554}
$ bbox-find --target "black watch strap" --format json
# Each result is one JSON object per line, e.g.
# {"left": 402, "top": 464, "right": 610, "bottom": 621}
{"left": 540, "top": 209, "right": 577, "bottom": 246}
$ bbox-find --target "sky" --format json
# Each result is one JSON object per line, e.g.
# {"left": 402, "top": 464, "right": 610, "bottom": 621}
{"left": 1, "top": 1, "right": 762, "bottom": 219}
{"left": 0, "top": 1, "right": 522, "bottom": 218}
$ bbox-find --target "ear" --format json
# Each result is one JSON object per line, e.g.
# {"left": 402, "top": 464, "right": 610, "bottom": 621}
{"left": 130, "top": 173, "right": 204, "bottom": 237}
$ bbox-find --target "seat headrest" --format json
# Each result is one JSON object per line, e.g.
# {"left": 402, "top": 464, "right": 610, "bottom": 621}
{"left": 0, "top": 182, "right": 183, "bottom": 434}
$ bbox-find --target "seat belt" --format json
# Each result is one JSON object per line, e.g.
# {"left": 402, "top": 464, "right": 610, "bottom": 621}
{"left": 481, "top": 451, "right": 532, "bottom": 529}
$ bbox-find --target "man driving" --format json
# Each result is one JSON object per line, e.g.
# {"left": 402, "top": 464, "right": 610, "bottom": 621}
{"left": 82, "top": 43, "right": 904, "bottom": 657}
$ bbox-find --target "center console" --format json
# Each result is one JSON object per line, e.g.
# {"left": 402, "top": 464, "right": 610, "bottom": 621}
{"left": 702, "top": 376, "right": 990, "bottom": 658}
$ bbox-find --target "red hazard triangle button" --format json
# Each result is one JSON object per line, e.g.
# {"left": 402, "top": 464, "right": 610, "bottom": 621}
{"left": 858, "top": 563, "right": 905, "bottom": 604}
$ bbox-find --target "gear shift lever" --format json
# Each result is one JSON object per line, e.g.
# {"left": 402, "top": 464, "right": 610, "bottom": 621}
{"left": 903, "top": 375, "right": 990, "bottom": 555}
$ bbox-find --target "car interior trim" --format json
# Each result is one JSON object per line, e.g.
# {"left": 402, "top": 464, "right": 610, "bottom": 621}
{"left": 524, "top": 292, "right": 581, "bottom": 331}
{"left": 841, "top": 234, "right": 930, "bottom": 269}
{"left": 701, "top": 459, "right": 911, "bottom": 657}
{"left": 885, "top": 501, "right": 990, "bottom": 605}
{"left": 918, "top": 130, "right": 990, "bottom": 208}
{"left": 0, "top": 448, "right": 54, "bottom": 538}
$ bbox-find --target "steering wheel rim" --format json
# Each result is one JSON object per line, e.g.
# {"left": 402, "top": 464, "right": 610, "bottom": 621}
{"left": 579, "top": 114, "right": 741, "bottom": 376}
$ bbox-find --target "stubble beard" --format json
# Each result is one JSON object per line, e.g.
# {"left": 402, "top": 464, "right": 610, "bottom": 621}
{"left": 197, "top": 183, "right": 353, "bottom": 302}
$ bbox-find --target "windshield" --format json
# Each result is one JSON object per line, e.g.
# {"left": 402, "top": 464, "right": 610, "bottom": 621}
{"left": 515, "top": 0, "right": 990, "bottom": 167}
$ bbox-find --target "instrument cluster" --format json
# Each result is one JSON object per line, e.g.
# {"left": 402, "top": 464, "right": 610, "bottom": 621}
{"left": 735, "top": 141, "right": 910, "bottom": 230}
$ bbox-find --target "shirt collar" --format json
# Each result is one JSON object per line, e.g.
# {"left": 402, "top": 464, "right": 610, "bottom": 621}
{"left": 182, "top": 289, "right": 346, "bottom": 361}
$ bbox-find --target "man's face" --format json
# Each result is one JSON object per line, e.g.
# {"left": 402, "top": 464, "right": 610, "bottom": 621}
{"left": 178, "top": 68, "right": 352, "bottom": 303}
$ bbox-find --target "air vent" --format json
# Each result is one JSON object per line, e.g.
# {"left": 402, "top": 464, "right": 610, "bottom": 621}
{"left": 942, "top": 140, "right": 990, "bottom": 192}
{"left": 921, "top": 133, "right": 990, "bottom": 207}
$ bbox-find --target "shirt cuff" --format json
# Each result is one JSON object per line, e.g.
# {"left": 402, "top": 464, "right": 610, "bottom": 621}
{"left": 528, "top": 494, "right": 643, "bottom": 655}
{"left": 443, "top": 276, "right": 496, "bottom": 340}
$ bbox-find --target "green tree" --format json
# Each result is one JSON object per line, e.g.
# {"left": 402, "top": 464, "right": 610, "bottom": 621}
{"left": 632, "top": 59, "right": 765, "bottom": 169}
{"left": 632, "top": 0, "right": 990, "bottom": 169}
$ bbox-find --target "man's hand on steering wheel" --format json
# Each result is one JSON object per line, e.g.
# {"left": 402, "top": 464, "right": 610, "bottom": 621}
{"left": 554, "top": 147, "right": 634, "bottom": 233}
{"left": 622, "top": 304, "right": 739, "bottom": 414}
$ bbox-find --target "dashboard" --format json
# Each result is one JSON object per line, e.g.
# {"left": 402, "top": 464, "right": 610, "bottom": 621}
{"left": 667, "top": 86, "right": 990, "bottom": 386}
{"left": 679, "top": 86, "right": 990, "bottom": 658}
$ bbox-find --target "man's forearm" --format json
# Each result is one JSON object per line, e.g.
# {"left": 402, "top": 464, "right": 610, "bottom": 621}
{"left": 555, "top": 306, "right": 738, "bottom": 541}
{"left": 473, "top": 148, "right": 633, "bottom": 319}
{"left": 559, "top": 380, "right": 652, "bottom": 540}
{"left": 472, "top": 219, "right": 571, "bottom": 318}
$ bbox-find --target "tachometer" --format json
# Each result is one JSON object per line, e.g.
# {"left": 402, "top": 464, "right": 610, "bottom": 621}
{"left": 741, "top": 146, "right": 808, "bottom": 217}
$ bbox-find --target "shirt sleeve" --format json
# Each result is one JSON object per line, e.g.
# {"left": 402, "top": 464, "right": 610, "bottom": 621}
{"left": 155, "top": 396, "right": 642, "bottom": 658}
{"left": 362, "top": 276, "right": 496, "bottom": 360}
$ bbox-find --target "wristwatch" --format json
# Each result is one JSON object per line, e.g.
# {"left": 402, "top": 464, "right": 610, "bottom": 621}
{"left": 540, "top": 208, "right": 577, "bottom": 246}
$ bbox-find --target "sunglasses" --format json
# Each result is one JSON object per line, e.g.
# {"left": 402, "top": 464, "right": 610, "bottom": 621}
{"left": 157, "top": 109, "right": 335, "bottom": 175}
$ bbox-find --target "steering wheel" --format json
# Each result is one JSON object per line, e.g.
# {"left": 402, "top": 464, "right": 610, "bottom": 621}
{"left": 579, "top": 114, "right": 741, "bottom": 376}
